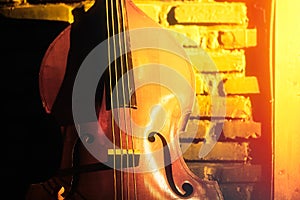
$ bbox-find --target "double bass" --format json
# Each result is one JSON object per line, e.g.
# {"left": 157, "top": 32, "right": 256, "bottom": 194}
{"left": 27, "top": 0, "right": 224, "bottom": 199}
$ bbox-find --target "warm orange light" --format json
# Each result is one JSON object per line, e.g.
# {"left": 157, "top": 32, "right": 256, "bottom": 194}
{"left": 57, "top": 187, "right": 65, "bottom": 200}
{"left": 274, "top": 0, "right": 300, "bottom": 199}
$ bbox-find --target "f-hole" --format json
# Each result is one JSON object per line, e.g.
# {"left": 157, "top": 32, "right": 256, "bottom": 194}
{"left": 148, "top": 132, "right": 193, "bottom": 198}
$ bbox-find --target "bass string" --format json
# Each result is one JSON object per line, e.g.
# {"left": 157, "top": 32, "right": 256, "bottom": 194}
{"left": 105, "top": 0, "right": 117, "bottom": 199}
{"left": 109, "top": 0, "right": 132, "bottom": 199}
{"left": 107, "top": 0, "right": 136, "bottom": 199}
{"left": 115, "top": 0, "right": 129, "bottom": 199}
{"left": 115, "top": 0, "right": 138, "bottom": 199}
{"left": 112, "top": 0, "right": 126, "bottom": 199}
{"left": 118, "top": 0, "right": 139, "bottom": 199}
{"left": 119, "top": 0, "right": 138, "bottom": 199}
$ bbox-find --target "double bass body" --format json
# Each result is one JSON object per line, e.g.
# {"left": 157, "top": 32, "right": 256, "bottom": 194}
{"left": 30, "top": 0, "right": 224, "bottom": 199}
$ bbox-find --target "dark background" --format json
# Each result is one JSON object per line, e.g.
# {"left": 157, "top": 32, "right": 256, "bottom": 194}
{"left": 0, "top": 15, "right": 69, "bottom": 199}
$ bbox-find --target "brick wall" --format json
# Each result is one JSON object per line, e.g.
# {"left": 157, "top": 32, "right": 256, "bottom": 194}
{"left": 133, "top": 1, "right": 265, "bottom": 199}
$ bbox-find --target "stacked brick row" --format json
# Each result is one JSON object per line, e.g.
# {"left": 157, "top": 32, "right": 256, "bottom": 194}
{"left": 134, "top": 0, "right": 262, "bottom": 199}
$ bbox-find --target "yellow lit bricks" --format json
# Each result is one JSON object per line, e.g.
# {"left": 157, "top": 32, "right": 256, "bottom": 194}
{"left": 182, "top": 120, "right": 261, "bottom": 139}
{"left": 191, "top": 95, "right": 253, "bottom": 120}
{"left": 187, "top": 49, "right": 246, "bottom": 73}
{"left": 224, "top": 76, "right": 260, "bottom": 95}
{"left": 219, "top": 29, "right": 257, "bottom": 49}
{"left": 160, "top": 26, "right": 257, "bottom": 49}
{"left": 172, "top": 2, "right": 248, "bottom": 25}
{"left": 181, "top": 142, "right": 250, "bottom": 161}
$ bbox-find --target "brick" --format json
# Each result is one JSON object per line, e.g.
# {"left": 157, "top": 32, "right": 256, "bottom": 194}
{"left": 0, "top": 4, "right": 74, "bottom": 23}
{"left": 186, "top": 163, "right": 262, "bottom": 183}
{"left": 208, "top": 50, "right": 246, "bottom": 73}
{"left": 220, "top": 184, "right": 254, "bottom": 200}
{"left": 182, "top": 120, "right": 224, "bottom": 141}
{"left": 173, "top": 2, "right": 248, "bottom": 25}
{"left": 222, "top": 120, "right": 261, "bottom": 139}
{"left": 168, "top": 26, "right": 256, "bottom": 49}
{"left": 219, "top": 29, "right": 257, "bottom": 49}
{"left": 182, "top": 120, "right": 261, "bottom": 139}
{"left": 181, "top": 142, "right": 250, "bottom": 161}
{"left": 195, "top": 73, "right": 256, "bottom": 95}
{"left": 224, "top": 76, "right": 260, "bottom": 94}
{"left": 192, "top": 95, "right": 253, "bottom": 120}
{"left": 135, "top": 2, "right": 248, "bottom": 26}
{"left": 186, "top": 48, "right": 246, "bottom": 73}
